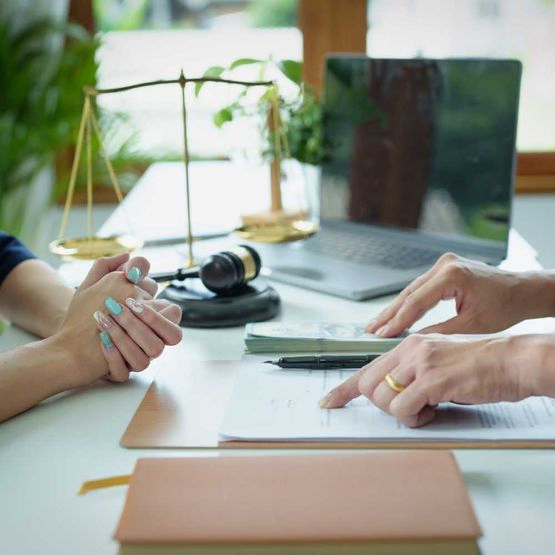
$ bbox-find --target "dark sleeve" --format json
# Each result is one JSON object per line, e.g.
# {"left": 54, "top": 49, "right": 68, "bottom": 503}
{"left": 0, "top": 231, "right": 36, "bottom": 286}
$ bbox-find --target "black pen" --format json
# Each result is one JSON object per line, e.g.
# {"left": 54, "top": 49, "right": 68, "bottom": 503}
{"left": 264, "top": 354, "right": 381, "bottom": 370}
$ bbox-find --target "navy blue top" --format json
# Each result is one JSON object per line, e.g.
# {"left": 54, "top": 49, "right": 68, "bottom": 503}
{"left": 0, "top": 232, "right": 35, "bottom": 286}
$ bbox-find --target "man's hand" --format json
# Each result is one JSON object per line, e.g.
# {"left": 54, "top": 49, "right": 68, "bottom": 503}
{"left": 319, "top": 333, "right": 554, "bottom": 428}
{"left": 366, "top": 253, "right": 555, "bottom": 338}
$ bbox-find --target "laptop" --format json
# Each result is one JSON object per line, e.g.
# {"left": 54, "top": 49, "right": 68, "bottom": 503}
{"left": 253, "top": 56, "right": 522, "bottom": 300}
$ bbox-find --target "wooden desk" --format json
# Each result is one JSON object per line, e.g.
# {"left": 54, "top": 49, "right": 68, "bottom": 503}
{"left": 1, "top": 162, "right": 555, "bottom": 555}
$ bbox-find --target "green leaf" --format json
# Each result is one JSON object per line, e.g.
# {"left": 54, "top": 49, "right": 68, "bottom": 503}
{"left": 213, "top": 107, "right": 233, "bottom": 128}
{"left": 278, "top": 60, "right": 302, "bottom": 85}
{"left": 194, "top": 66, "right": 225, "bottom": 97}
{"left": 229, "top": 58, "right": 261, "bottom": 70}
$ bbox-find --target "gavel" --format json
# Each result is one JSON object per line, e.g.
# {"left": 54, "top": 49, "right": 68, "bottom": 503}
{"left": 150, "top": 245, "right": 261, "bottom": 296}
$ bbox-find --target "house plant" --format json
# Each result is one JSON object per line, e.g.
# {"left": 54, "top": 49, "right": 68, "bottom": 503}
{"left": 0, "top": 18, "right": 97, "bottom": 241}
{"left": 196, "top": 58, "right": 327, "bottom": 235}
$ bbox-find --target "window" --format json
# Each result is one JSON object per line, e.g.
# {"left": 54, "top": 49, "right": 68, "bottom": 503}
{"left": 94, "top": 0, "right": 301, "bottom": 159}
{"left": 367, "top": 0, "right": 555, "bottom": 153}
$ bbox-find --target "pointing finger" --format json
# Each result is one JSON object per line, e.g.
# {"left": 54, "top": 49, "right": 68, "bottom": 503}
{"left": 366, "top": 263, "right": 440, "bottom": 333}
{"left": 367, "top": 253, "right": 459, "bottom": 334}
{"left": 376, "top": 272, "right": 457, "bottom": 338}
{"left": 319, "top": 368, "right": 364, "bottom": 408}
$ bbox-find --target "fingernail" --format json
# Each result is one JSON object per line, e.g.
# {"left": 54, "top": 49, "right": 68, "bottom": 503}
{"left": 365, "top": 319, "right": 377, "bottom": 331}
{"left": 375, "top": 325, "right": 386, "bottom": 336}
{"left": 319, "top": 394, "right": 332, "bottom": 409}
{"left": 93, "top": 310, "right": 111, "bottom": 329}
{"left": 99, "top": 331, "right": 113, "bottom": 348}
{"left": 125, "top": 297, "right": 144, "bottom": 314}
{"left": 104, "top": 297, "right": 122, "bottom": 316}
{"left": 127, "top": 266, "right": 142, "bottom": 284}
{"left": 381, "top": 324, "right": 394, "bottom": 336}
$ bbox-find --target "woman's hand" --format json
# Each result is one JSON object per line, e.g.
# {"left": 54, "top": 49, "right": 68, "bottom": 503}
{"left": 366, "top": 253, "right": 555, "bottom": 338}
{"left": 0, "top": 251, "right": 182, "bottom": 422}
{"left": 77, "top": 252, "right": 158, "bottom": 298}
{"left": 319, "top": 333, "right": 555, "bottom": 428}
{"left": 56, "top": 254, "right": 182, "bottom": 386}
{"left": 93, "top": 296, "right": 182, "bottom": 382}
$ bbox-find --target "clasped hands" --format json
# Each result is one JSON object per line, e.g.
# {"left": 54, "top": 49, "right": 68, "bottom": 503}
{"left": 320, "top": 253, "right": 555, "bottom": 427}
{"left": 57, "top": 252, "right": 182, "bottom": 388}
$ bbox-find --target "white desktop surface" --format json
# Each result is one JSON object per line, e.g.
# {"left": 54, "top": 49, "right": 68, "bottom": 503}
{"left": 2, "top": 162, "right": 555, "bottom": 555}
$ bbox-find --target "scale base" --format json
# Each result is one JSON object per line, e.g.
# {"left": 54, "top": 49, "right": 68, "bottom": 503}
{"left": 158, "top": 279, "right": 280, "bottom": 328}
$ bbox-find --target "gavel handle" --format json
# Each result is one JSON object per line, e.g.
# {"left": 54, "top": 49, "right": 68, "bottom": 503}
{"left": 151, "top": 267, "right": 200, "bottom": 283}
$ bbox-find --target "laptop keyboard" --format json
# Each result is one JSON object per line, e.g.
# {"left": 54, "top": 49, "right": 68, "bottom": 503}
{"left": 303, "top": 229, "right": 443, "bottom": 270}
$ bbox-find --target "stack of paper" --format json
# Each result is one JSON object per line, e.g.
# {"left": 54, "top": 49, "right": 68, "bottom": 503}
{"left": 220, "top": 364, "right": 555, "bottom": 444}
{"left": 244, "top": 322, "right": 405, "bottom": 353}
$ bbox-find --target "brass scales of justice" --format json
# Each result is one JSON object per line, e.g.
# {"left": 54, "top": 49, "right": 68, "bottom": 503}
{"left": 49, "top": 70, "right": 319, "bottom": 267}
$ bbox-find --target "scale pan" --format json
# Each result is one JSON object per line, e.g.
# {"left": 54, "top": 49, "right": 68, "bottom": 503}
{"left": 234, "top": 220, "right": 318, "bottom": 243}
{"left": 49, "top": 235, "right": 143, "bottom": 260}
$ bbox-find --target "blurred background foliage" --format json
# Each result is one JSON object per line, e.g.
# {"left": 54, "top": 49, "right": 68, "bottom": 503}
{"left": 93, "top": 0, "right": 297, "bottom": 31}
{"left": 0, "top": 18, "right": 98, "bottom": 235}
{"left": 196, "top": 58, "right": 326, "bottom": 166}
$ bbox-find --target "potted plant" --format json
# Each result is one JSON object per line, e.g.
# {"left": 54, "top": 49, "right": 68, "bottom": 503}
{"left": 0, "top": 18, "right": 97, "bottom": 243}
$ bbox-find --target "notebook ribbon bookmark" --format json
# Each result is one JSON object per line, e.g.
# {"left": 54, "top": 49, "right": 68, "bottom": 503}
{"left": 78, "top": 474, "right": 131, "bottom": 495}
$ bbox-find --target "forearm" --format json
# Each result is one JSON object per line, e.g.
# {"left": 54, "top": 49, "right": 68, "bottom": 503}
{"left": 0, "top": 260, "right": 74, "bottom": 338}
{"left": 0, "top": 334, "right": 79, "bottom": 422}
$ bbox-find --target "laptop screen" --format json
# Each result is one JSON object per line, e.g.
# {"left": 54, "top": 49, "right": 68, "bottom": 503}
{"left": 321, "top": 57, "right": 521, "bottom": 250}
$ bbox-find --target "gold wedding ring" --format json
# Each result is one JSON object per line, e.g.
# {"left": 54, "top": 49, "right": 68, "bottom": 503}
{"left": 384, "top": 373, "right": 405, "bottom": 394}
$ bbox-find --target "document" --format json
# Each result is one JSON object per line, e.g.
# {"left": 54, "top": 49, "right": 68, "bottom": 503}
{"left": 219, "top": 364, "right": 555, "bottom": 442}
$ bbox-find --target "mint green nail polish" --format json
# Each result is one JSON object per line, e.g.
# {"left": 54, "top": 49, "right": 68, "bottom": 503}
{"left": 100, "top": 331, "right": 113, "bottom": 348}
{"left": 104, "top": 297, "right": 122, "bottom": 316}
{"left": 127, "top": 266, "right": 142, "bottom": 284}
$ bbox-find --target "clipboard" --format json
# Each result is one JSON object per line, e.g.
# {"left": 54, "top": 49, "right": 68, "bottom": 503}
{"left": 121, "top": 360, "right": 555, "bottom": 449}
{"left": 120, "top": 360, "right": 238, "bottom": 448}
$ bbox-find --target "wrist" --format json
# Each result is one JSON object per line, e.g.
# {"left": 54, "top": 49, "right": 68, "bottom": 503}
{"left": 502, "top": 335, "right": 555, "bottom": 399}
{"left": 517, "top": 271, "right": 555, "bottom": 320}
{"left": 47, "top": 308, "right": 69, "bottom": 337}
{"left": 46, "top": 330, "right": 102, "bottom": 389}
{"left": 42, "top": 288, "right": 73, "bottom": 338}
{"left": 27, "top": 335, "right": 83, "bottom": 394}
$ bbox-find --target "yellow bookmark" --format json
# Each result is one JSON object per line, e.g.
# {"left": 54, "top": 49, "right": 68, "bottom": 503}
{"left": 78, "top": 474, "right": 131, "bottom": 495}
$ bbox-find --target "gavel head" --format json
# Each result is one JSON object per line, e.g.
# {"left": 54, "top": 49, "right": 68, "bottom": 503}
{"left": 199, "top": 244, "right": 261, "bottom": 295}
